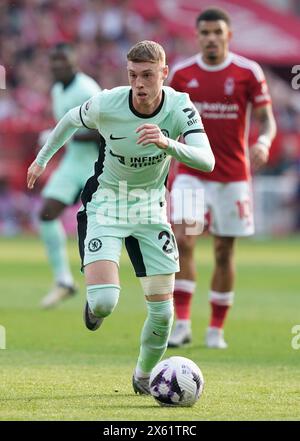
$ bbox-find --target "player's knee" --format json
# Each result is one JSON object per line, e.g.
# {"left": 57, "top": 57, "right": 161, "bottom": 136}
{"left": 140, "top": 274, "right": 175, "bottom": 298}
{"left": 158, "top": 306, "right": 174, "bottom": 328}
{"left": 39, "top": 200, "right": 65, "bottom": 221}
{"left": 176, "top": 233, "right": 195, "bottom": 256}
{"left": 39, "top": 205, "right": 57, "bottom": 221}
{"left": 215, "top": 241, "right": 234, "bottom": 267}
{"left": 87, "top": 284, "right": 120, "bottom": 318}
{"left": 142, "top": 302, "right": 174, "bottom": 350}
{"left": 151, "top": 304, "right": 174, "bottom": 328}
{"left": 148, "top": 299, "right": 174, "bottom": 332}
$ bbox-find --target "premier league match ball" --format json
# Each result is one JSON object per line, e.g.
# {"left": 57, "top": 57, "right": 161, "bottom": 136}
{"left": 149, "top": 356, "right": 204, "bottom": 407}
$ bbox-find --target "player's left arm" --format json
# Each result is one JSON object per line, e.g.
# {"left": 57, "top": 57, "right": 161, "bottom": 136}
{"left": 250, "top": 103, "right": 277, "bottom": 171}
{"left": 248, "top": 64, "right": 277, "bottom": 171}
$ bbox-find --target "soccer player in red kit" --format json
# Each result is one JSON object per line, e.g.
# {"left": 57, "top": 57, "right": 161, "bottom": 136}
{"left": 168, "top": 8, "right": 277, "bottom": 348}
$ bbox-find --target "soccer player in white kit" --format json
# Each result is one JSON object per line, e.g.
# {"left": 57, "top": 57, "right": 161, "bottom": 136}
{"left": 168, "top": 8, "right": 277, "bottom": 349}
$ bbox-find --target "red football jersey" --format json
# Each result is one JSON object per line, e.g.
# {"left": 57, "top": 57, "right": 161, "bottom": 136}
{"left": 170, "top": 52, "right": 271, "bottom": 182}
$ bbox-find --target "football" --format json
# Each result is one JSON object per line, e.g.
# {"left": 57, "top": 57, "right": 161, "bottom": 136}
{"left": 149, "top": 356, "right": 204, "bottom": 407}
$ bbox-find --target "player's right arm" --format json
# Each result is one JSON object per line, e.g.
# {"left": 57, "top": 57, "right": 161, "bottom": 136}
{"left": 27, "top": 95, "right": 99, "bottom": 189}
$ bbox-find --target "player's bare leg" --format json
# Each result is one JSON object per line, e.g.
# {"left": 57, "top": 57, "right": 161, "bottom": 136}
{"left": 39, "top": 198, "right": 77, "bottom": 308}
{"left": 83, "top": 260, "right": 120, "bottom": 331}
{"left": 206, "top": 236, "right": 235, "bottom": 349}
{"left": 168, "top": 221, "right": 199, "bottom": 347}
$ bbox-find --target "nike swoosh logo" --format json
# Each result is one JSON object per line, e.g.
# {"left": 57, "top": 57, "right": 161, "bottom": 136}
{"left": 153, "top": 331, "right": 162, "bottom": 337}
{"left": 110, "top": 134, "right": 127, "bottom": 140}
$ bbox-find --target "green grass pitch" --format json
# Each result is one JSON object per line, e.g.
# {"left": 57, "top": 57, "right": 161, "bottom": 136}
{"left": 0, "top": 235, "right": 299, "bottom": 421}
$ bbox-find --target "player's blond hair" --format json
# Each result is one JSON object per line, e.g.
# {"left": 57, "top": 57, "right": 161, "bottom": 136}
{"left": 127, "top": 40, "right": 166, "bottom": 65}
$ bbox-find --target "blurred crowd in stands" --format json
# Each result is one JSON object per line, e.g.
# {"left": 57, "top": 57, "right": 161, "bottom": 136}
{"left": 0, "top": 0, "right": 190, "bottom": 124}
{"left": 0, "top": 0, "right": 300, "bottom": 235}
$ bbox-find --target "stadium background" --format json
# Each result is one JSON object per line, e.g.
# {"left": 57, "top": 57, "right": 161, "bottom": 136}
{"left": 0, "top": 0, "right": 299, "bottom": 421}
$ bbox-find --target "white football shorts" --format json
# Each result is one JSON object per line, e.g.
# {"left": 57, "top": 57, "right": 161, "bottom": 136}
{"left": 170, "top": 174, "right": 254, "bottom": 237}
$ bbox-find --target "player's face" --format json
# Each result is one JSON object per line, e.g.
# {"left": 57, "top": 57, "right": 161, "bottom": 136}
{"left": 127, "top": 61, "right": 168, "bottom": 113}
{"left": 197, "top": 20, "right": 232, "bottom": 64}
{"left": 50, "top": 53, "right": 76, "bottom": 83}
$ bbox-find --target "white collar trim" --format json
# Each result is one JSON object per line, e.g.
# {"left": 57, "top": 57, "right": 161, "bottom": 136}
{"left": 196, "top": 52, "right": 234, "bottom": 71}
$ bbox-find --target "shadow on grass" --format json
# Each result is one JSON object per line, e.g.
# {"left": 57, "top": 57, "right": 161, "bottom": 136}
{"left": 0, "top": 393, "right": 157, "bottom": 405}
{"left": 167, "top": 343, "right": 209, "bottom": 351}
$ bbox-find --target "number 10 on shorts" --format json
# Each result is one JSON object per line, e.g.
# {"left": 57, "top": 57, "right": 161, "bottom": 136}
{"left": 236, "top": 199, "right": 251, "bottom": 219}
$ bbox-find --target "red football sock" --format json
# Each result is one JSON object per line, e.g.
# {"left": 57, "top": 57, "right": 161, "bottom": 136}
{"left": 209, "top": 302, "right": 230, "bottom": 329}
{"left": 173, "top": 290, "right": 193, "bottom": 320}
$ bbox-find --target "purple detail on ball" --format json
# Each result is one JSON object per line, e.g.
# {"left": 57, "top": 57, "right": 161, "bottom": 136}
{"left": 170, "top": 371, "right": 183, "bottom": 399}
{"left": 192, "top": 371, "right": 201, "bottom": 393}
{"left": 151, "top": 368, "right": 184, "bottom": 405}
{"left": 150, "top": 367, "right": 168, "bottom": 388}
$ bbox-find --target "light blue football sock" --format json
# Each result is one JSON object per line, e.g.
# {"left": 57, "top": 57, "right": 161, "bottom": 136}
{"left": 136, "top": 299, "right": 174, "bottom": 376}
{"left": 39, "top": 219, "right": 73, "bottom": 286}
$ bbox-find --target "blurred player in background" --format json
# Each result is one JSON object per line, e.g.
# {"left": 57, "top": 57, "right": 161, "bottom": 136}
{"left": 168, "top": 8, "right": 277, "bottom": 348}
{"left": 39, "top": 43, "right": 102, "bottom": 308}
{"left": 27, "top": 40, "right": 214, "bottom": 394}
